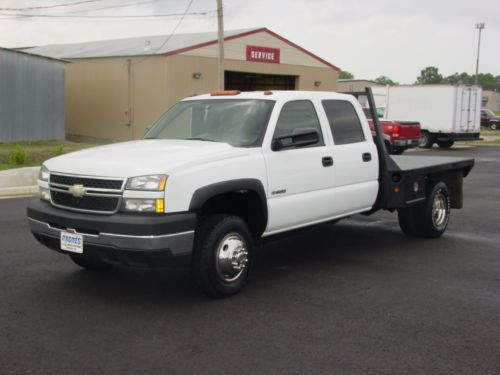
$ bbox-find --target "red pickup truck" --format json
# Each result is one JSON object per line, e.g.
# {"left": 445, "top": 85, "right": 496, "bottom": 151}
{"left": 363, "top": 109, "right": 421, "bottom": 155}
{"left": 481, "top": 108, "right": 500, "bottom": 130}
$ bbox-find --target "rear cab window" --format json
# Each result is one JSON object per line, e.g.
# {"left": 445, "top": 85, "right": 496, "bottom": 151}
{"left": 322, "top": 100, "right": 366, "bottom": 145}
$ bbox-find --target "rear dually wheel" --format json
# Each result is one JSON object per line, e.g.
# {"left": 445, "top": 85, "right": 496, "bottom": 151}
{"left": 398, "top": 182, "right": 450, "bottom": 238}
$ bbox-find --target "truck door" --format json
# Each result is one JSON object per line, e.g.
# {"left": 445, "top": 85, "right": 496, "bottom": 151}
{"left": 320, "top": 100, "right": 379, "bottom": 216}
{"left": 264, "top": 100, "right": 336, "bottom": 234}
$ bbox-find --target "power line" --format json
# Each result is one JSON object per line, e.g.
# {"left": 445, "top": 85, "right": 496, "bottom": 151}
{"left": 133, "top": 0, "right": 194, "bottom": 64}
{"left": 0, "top": 12, "right": 206, "bottom": 19}
{"left": 0, "top": 0, "right": 104, "bottom": 11}
{"left": 64, "top": 0, "right": 164, "bottom": 14}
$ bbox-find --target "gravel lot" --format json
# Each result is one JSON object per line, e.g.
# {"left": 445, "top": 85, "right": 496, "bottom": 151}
{"left": 1, "top": 145, "right": 499, "bottom": 375}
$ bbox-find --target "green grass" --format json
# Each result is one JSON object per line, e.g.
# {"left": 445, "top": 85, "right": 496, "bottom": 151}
{"left": 0, "top": 140, "right": 112, "bottom": 171}
{"left": 481, "top": 129, "right": 500, "bottom": 136}
{"left": 496, "top": 111, "right": 500, "bottom": 116}
{"left": 458, "top": 139, "right": 500, "bottom": 146}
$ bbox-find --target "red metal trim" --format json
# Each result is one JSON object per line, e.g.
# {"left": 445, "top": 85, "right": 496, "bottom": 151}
{"left": 261, "top": 28, "right": 340, "bottom": 71}
{"left": 163, "top": 27, "right": 340, "bottom": 71}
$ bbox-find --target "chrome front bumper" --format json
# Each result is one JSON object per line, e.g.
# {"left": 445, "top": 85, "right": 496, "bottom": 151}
{"left": 28, "top": 217, "right": 194, "bottom": 255}
{"left": 27, "top": 198, "right": 197, "bottom": 267}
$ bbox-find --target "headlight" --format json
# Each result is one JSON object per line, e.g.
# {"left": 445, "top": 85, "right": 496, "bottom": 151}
{"left": 125, "top": 175, "right": 167, "bottom": 191}
{"left": 39, "top": 165, "right": 50, "bottom": 181}
{"left": 39, "top": 187, "right": 50, "bottom": 201}
{"left": 123, "top": 198, "right": 164, "bottom": 213}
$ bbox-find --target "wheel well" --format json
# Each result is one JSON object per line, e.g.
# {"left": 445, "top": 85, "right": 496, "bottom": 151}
{"left": 197, "top": 191, "right": 267, "bottom": 237}
{"left": 426, "top": 171, "right": 463, "bottom": 209}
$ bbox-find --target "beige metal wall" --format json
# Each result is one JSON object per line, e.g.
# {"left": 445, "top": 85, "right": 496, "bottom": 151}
{"left": 482, "top": 90, "right": 500, "bottom": 112}
{"left": 66, "top": 54, "right": 338, "bottom": 140}
{"left": 65, "top": 56, "right": 169, "bottom": 141}
{"left": 337, "top": 80, "right": 383, "bottom": 92}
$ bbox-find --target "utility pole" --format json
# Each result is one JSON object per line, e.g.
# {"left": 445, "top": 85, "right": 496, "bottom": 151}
{"left": 216, "top": 0, "right": 224, "bottom": 90}
{"left": 474, "top": 22, "right": 485, "bottom": 86}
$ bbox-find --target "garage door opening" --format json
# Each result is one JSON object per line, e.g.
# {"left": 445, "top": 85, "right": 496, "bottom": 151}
{"left": 225, "top": 71, "right": 296, "bottom": 91}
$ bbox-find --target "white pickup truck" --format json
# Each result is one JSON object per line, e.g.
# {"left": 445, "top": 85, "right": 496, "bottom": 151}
{"left": 28, "top": 89, "right": 474, "bottom": 297}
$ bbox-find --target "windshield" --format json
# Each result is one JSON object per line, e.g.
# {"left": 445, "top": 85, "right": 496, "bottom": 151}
{"left": 145, "top": 99, "right": 275, "bottom": 147}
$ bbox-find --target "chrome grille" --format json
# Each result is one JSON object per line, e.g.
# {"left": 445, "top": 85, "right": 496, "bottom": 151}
{"left": 51, "top": 191, "right": 120, "bottom": 212}
{"left": 50, "top": 174, "right": 124, "bottom": 190}
{"left": 49, "top": 173, "right": 124, "bottom": 214}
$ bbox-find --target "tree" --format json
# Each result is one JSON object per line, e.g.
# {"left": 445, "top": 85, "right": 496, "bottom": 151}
{"left": 444, "top": 72, "right": 473, "bottom": 85}
{"left": 339, "top": 71, "right": 354, "bottom": 79}
{"left": 374, "top": 75, "right": 398, "bottom": 85}
{"left": 416, "top": 66, "right": 443, "bottom": 84}
{"left": 444, "top": 72, "right": 500, "bottom": 91}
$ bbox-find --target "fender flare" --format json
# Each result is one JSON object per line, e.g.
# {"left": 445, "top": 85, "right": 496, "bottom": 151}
{"left": 189, "top": 178, "right": 268, "bottom": 229}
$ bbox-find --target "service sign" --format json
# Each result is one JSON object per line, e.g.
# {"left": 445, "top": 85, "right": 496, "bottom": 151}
{"left": 246, "top": 45, "right": 280, "bottom": 64}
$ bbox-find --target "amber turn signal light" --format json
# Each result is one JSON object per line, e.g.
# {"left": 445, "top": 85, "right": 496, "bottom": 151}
{"left": 210, "top": 90, "right": 241, "bottom": 96}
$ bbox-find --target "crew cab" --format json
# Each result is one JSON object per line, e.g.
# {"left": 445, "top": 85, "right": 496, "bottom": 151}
{"left": 28, "top": 89, "right": 474, "bottom": 298}
{"left": 481, "top": 108, "right": 500, "bottom": 130}
{"left": 362, "top": 108, "right": 421, "bottom": 154}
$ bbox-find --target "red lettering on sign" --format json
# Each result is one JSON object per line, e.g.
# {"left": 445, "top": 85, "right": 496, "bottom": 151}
{"left": 246, "top": 45, "right": 280, "bottom": 64}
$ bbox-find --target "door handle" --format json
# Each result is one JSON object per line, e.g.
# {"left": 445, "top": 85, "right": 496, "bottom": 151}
{"left": 322, "top": 156, "right": 333, "bottom": 167}
{"left": 362, "top": 153, "right": 372, "bottom": 162}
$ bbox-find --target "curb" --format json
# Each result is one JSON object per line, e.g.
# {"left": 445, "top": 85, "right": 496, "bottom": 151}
{"left": 0, "top": 186, "right": 39, "bottom": 199}
{"left": 0, "top": 166, "right": 40, "bottom": 198}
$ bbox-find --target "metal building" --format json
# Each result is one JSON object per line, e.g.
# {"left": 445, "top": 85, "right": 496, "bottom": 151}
{"left": 26, "top": 28, "right": 340, "bottom": 141}
{"left": 0, "top": 47, "right": 65, "bottom": 142}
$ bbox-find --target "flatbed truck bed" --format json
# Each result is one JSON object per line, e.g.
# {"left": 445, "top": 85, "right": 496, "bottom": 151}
{"left": 362, "top": 88, "right": 474, "bottom": 214}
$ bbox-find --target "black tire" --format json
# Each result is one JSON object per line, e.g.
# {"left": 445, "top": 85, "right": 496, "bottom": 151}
{"left": 491, "top": 123, "right": 499, "bottom": 131}
{"left": 419, "top": 131, "right": 434, "bottom": 149}
{"left": 384, "top": 140, "right": 393, "bottom": 154}
{"left": 397, "top": 206, "right": 421, "bottom": 237}
{"left": 69, "top": 254, "right": 113, "bottom": 271}
{"left": 397, "top": 182, "right": 450, "bottom": 238}
{"left": 437, "top": 140, "right": 455, "bottom": 148}
{"left": 191, "top": 214, "right": 253, "bottom": 298}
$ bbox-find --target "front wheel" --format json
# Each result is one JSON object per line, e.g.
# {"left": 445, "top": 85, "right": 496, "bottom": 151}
{"left": 419, "top": 131, "right": 434, "bottom": 149}
{"left": 191, "top": 214, "right": 253, "bottom": 298}
{"left": 397, "top": 182, "right": 450, "bottom": 238}
{"left": 491, "top": 123, "right": 499, "bottom": 131}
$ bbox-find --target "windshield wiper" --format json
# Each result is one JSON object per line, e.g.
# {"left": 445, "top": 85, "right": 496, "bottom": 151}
{"left": 185, "top": 137, "right": 218, "bottom": 142}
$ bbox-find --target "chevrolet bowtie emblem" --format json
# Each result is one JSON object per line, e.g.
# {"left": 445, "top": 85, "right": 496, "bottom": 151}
{"left": 68, "top": 184, "right": 86, "bottom": 198}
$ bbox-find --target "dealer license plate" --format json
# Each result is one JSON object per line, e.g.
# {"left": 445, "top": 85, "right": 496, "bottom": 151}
{"left": 60, "top": 232, "right": 83, "bottom": 253}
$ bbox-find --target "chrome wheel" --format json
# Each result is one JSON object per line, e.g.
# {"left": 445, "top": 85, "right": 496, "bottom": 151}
{"left": 432, "top": 191, "right": 448, "bottom": 230}
{"left": 215, "top": 232, "right": 248, "bottom": 282}
{"left": 491, "top": 123, "right": 498, "bottom": 130}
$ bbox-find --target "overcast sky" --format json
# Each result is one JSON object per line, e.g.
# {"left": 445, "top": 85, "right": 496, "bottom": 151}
{"left": 0, "top": 0, "right": 498, "bottom": 83}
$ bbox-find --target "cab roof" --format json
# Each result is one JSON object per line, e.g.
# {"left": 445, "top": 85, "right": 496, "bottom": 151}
{"left": 182, "top": 90, "right": 355, "bottom": 102}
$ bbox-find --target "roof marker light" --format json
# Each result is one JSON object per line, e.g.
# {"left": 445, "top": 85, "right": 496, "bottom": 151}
{"left": 210, "top": 90, "right": 241, "bottom": 96}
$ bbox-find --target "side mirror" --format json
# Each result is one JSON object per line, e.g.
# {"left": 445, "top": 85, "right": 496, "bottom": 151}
{"left": 272, "top": 128, "right": 320, "bottom": 151}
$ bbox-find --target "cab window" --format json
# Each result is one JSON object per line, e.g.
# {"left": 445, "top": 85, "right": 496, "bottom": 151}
{"left": 273, "top": 100, "right": 324, "bottom": 148}
{"left": 322, "top": 100, "right": 365, "bottom": 145}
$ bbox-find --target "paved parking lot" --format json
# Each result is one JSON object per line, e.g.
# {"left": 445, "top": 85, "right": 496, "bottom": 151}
{"left": 1, "top": 146, "right": 499, "bottom": 375}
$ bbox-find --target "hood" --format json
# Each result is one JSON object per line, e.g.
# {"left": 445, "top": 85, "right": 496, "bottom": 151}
{"left": 44, "top": 139, "right": 248, "bottom": 177}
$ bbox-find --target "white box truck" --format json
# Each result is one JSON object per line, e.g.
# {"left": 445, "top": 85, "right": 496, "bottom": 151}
{"left": 372, "top": 85, "right": 482, "bottom": 148}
